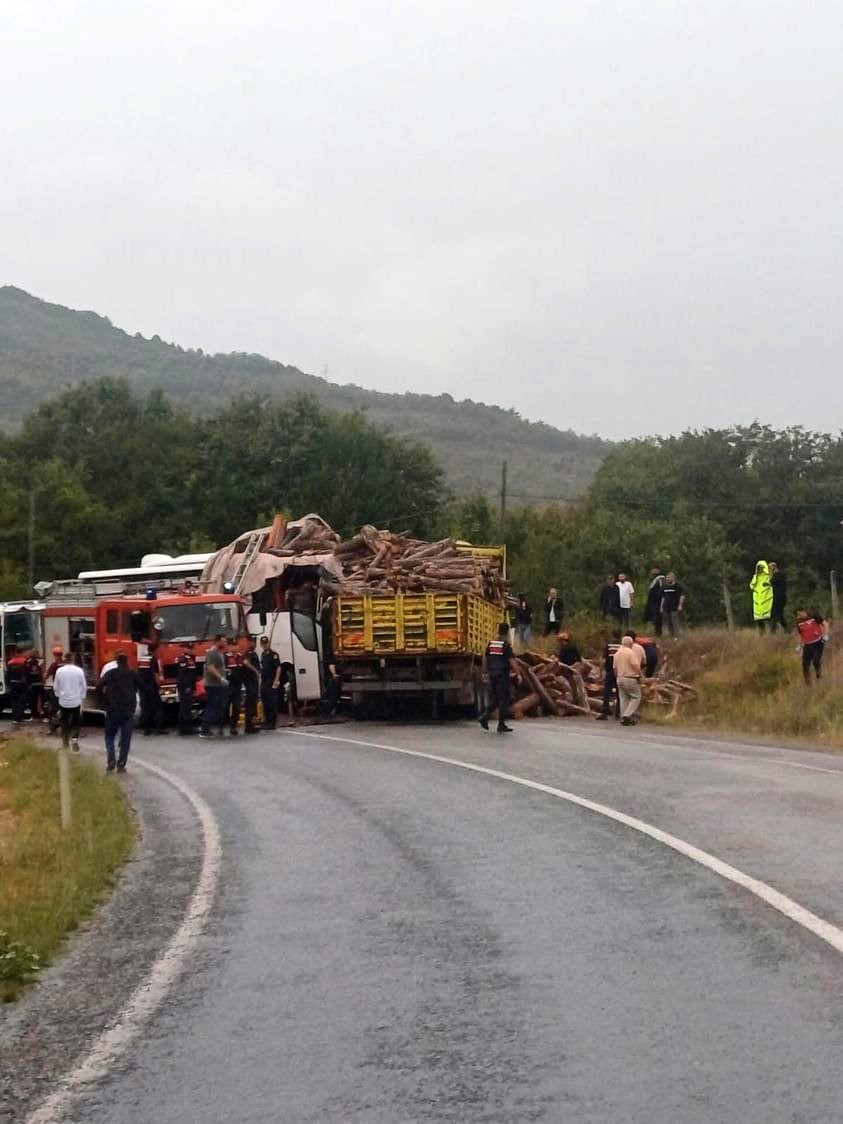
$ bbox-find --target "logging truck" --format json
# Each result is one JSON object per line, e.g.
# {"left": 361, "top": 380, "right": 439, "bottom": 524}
{"left": 331, "top": 546, "right": 507, "bottom": 716}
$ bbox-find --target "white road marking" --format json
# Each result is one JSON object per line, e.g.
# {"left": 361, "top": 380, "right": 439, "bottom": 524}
{"left": 528, "top": 722, "right": 843, "bottom": 777}
{"left": 290, "top": 729, "right": 843, "bottom": 957}
{"left": 26, "top": 757, "right": 222, "bottom": 1124}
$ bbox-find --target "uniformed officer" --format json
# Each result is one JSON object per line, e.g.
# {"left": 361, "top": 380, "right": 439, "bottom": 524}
{"left": 138, "top": 641, "right": 164, "bottom": 735}
{"left": 7, "top": 646, "right": 29, "bottom": 725}
{"left": 479, "top": 623, "right": 517, "bottom": 734}
{"left": 176, "top": 643, "right": 198, "bottom": 736}
{"left": 227, "top": 641, "right": 246, "bottom": 736}
{"left": 242, "top": 637, "right": 261, "bottom": 734}
{"left": 259, "top": 635, "right": 281, "bottom": 730}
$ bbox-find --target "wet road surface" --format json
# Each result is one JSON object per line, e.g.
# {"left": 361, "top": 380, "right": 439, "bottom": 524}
{"left": 5, "top": 720, "right": 843, "bottom": 1123}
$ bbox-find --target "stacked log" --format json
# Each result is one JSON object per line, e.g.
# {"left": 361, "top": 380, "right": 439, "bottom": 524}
{"left": 509, "top": 651, "right": 697, "bottom": 720}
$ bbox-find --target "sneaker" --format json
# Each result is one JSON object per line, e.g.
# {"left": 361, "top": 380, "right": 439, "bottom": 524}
{"left": 479, "top": 717, "right": 489, "bottom": 730}
{"left": 106, "top": 763, "right": 116, "bottom": 772}
{"left": 71, "top": 739, "right": 80, "bottom": 753}
{"left": 497, "top": 724, "right": 514, "bottom": 734}
{"left": 116, "top": 764, "right": 127, "bottom": 773}
{"left": 229, "top": 729, "right": 239, "bottom": 737}
{"left": 620, "top": 717, "right": 631, "bottom": 726}
{"left": 198, "top": 732, "right": 212, "bottom": 739}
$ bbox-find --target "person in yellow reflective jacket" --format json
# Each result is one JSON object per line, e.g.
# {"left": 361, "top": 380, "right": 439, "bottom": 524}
{"left": 750, "top": 560, "right": 773, "bottom": 631}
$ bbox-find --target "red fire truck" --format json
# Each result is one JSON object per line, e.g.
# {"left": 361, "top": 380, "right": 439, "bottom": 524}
{"left": 30, "top": 581, "right": 248, "bottom": 710}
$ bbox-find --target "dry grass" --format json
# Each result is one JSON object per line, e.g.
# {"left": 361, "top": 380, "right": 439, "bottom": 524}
{"left": 654, "top": 627, "right": 843, "bottom": 747}
{"left": 0, "top": 735, "right": 135, "bottom": 1000}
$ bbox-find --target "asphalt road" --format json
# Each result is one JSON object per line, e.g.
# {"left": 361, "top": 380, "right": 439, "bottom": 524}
{"left": 5, "top": 719, "right": 843, "bottom": 1123}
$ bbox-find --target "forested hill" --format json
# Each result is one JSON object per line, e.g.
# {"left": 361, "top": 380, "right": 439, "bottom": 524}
{"left": 0, "top": 286, "right": 609, "bottom": 499}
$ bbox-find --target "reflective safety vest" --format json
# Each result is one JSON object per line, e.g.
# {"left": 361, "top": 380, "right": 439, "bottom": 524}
{"left": 485, "top": 638, "right": 512, "bottom": 676}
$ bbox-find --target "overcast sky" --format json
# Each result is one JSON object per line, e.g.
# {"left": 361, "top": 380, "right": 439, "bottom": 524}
{"left": 2, "top": 1, "right": 841, "bottom": 439}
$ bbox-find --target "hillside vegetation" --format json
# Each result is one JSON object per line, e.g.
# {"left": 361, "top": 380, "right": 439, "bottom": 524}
{"left": 0, "top": 286, "right": 609, "bottom": 499}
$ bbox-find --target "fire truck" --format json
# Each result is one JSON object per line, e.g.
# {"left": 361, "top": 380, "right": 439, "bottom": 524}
{"left": 1, "top": 580, "right": 248, "bottom": 713}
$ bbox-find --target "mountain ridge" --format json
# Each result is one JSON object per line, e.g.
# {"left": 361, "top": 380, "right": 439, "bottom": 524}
{"left": 0, "top": 285, "right": 609, "bottom": 498}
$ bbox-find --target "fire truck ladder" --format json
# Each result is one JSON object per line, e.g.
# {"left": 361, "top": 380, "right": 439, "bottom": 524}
{"left": 231, "top": 532, "right": 264, "bottom": 595}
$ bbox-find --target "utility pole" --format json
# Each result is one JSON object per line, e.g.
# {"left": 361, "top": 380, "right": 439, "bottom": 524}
{"left": 27, "top": 488, "right": 35, "bottom": 591}
{"left": 831, "top": 571, "right": 839, "bottom": 623}
{"left": 722, "top": 579, "right": 734, "bottom": 630}
{"left": 499, "top": 460, "right": 508, "bottom": 533}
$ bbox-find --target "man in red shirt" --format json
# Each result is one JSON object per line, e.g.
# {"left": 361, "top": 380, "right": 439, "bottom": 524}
{"left": 796, "top": 609, "right": 828, "bottom": 683}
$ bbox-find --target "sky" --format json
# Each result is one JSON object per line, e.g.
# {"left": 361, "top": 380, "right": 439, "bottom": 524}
{"left": 2, "top": 0, "right": 841, "bottom": 440}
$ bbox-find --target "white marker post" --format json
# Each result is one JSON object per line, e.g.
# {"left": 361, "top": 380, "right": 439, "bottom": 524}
{"left": 57, "top": 745, "right": 72, "bottom": 828}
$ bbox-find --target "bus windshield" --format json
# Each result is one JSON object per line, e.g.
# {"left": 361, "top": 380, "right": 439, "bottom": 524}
{"left": 153, "top": 601, "right": 245, "bottom": 642}
{"left": 2, "top": 610, "right": 38, "bottom": 651}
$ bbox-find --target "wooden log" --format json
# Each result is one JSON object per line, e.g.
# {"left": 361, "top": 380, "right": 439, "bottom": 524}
{"left": 512, "top": 692, "right": 540, "bottom": 718}
{"left": 516, "top": 661, "right": 560, "bottom": 717}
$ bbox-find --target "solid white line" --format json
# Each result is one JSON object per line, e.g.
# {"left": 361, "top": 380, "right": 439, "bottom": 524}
{"left": 26, "top": 757, "right": 222, "bottom": 1124}
{"left": 290, "top": 729, "right": 843, "bottom": 957}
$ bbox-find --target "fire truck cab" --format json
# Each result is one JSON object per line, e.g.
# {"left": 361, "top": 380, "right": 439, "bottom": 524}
{"left": 0, "top": 601, "right": 44, "bottom": 702}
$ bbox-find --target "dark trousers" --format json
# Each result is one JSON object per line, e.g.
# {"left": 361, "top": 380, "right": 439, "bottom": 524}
{"left": 755, "top": 619, "right": 769, "bottom": 633}
{"left": 482, "top": 675, "right": 511, "bottom": 729}
{"left": 10, "top": 683, "right": 27, "bottom": 723}
{"left": 544, "top": 622, "right": 560, "bottom": 636}
{"left": 202, "top": 683, "right": 229, "bottom": 734}
{"left": 28, "top": 684, "right": 43, "bottom": 718}
{"left": 663, "top": 610, "right": 681, "bottom": 638}
{"left": 59, "top": 705, "right": 81, "bottom": 747}
{"left": 618, "top": 608, "right": 631, "bottom": 629}
{"left": 140, "top": 685, "right": 163, "bottom": 734}
{"left": 652, "top": 612, "right": 663, "bottom": 638}
{"left": 601, "top": 673, "right": 618, "bottom": 717}
{"left": 802, "top": 641, "right": 824, "bottom": 682}
{"left": 244, "top": 683, "right": 258, "bottom": 730}
{"left": 771, "top": 604, "right": 787, "bottom": 632}
{"left": 324, "top": 672, "right": 341, "bottom": 715}
{"left": 178, "top": 688, "right": 195, "bottom": 734}
{"left": 228, "top": 676, "right": 244, "bottom": 732}
{"left": 261, "top": 682, "right": 278, "bottom": 729}
{"left": 105, "top": 713, "right": 134, "bottom": 767}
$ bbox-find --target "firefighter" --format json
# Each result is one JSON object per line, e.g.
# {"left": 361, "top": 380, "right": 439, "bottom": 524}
{"left": 227, "top": 640, "right": 246, "bottom": 735}
{"left": 25, "top": 647, "right": 44, "bottom": 720}
{"left": 7, "top": 645, "right": 29, "bottom": 725}
{"left": 259, "top": 635, "right": 281, "bottom": 730}
{"left": 138, "top": 641, "right": 164, "bottom": 736}
{"left": 242, "top": 636, "right": 261, "bottom": 734}
{"left": 479, "top": 623, "right": 518, "bottom": 734}
{"left": 176, "top": 643, "right": 198, "bottom": 736}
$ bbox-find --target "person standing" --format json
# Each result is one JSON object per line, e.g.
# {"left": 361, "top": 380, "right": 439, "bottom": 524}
{"left": 514, "top": 595, "right": 533, "bottom": 646}
{"left": 479, "top": 623, "right": 518, "bottom": 733}
{"left": 100, "top": 653, "right": 139, "bottom": 772}
{"left": 138, "top": 641, "right": 164, "bottom": 736}
{"left": 176, "top": 644, "right": 198, "bottom": 736}
{"left": 320, "top": 601, "right": 341, "bottom": 718}
{"left": 796, "top": 609, "right": 828, "bottom": 683}
{"left": 53, "top": 652, "right": 87, "bottom": 751}
{"left": 750, "top": 560, "right": 773, "bottom": 632}
{"left": 227, "top": 644, "right": 247, "bottom": 736}
{"left": 644, "top": 568, "right": 666, "bottom": 636}
{"left": 259, "top": 635, "right": 281, "bottom": 730}
{"left": 770, "top": 563, "right": 788, "bottom": 632}
{"left": 242, "top": 637, "right": 261, "bottom": 734}
{"left": 25, "top": 649, "right": 44, "bottom": 720}
{"left": 613, "top": 635, "right": 646, "bottom": 726}
{"left": 630, "top": 630, "right": 659, "bottom": 678}
{"left": 598, "top": 575, "right": 620, "bottom": 621}
{"left": 43, "top": 645, "right": 64, "bottom": 733}
{"left": 616, "top": 573, "right": 635, "bottom": 630}
{"left": 200, "top": 635, "right": 229, "bottom": 739}
{"left": 6, "top": 646, "right": 29, "bottom": 725}
{"left": 544, "top": 588, "right": 563, "bottom": 636}
{"left": 659, "top": 572, "right": 685, "bottom": 637}
{"left": 597, "top": 630, "right": 622, "bottom": 720}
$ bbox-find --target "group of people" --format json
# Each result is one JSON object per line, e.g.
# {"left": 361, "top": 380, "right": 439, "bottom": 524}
{"left": 6, "top": 644, "right": 88, "bottom": 751}
{"left": 513, "top": 588, "right": 564, "bottom": 644}
{"left": 602, "top": 569, "right": 686, "bottom": 637}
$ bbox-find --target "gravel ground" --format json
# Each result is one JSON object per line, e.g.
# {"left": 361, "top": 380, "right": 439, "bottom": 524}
{"left": 3, "top": 718, "right": 842, "bottom": 1123}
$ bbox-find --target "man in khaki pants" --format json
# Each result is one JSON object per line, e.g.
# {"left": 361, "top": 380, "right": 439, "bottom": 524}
{"left": 612, "top": 635, "right": 646, "bottom": 726}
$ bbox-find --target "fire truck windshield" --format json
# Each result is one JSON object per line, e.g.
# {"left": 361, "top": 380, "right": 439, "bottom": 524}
{"left": 153, "top": 601, "right": 245, "bottom": 642}
{"left": 2, "top": 611, "right": 38, "bottom": 651}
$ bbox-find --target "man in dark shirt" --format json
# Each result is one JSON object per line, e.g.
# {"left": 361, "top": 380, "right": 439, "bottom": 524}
{"left": 598, "top": 575, "right": 620, "bottom": 621}
{"left": 659, "top": 572, "right": 685, "bottom": 637}
{"left": 770, "top": 563, "right": 788, "bottom": 632}
{"left": 100, "top": 653, "right": 139, "bottom": 772}
{"left": 259, "top": 635, "right": 281, "bottom": 730}
{"left": 597, "top": 630, "right": 622, "bottom": 720}
{"left": 479, "top": 623, "right": 517, "bottom": 734}
{"left": 176, "top": 645, "right": 198, "bottom": 736}
{"left": 138, "top": 641, "right": 164, "bottom": 736}
{"left": 242, "top": 638, "right": 262, "bottom": 734}
{"left": 557, "top": 632, "right": 582, "bottom": 666}
{"left": 644, "top": 568, "right": 666, "bottom": 636}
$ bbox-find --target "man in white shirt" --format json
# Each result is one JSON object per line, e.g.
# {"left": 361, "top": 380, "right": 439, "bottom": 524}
{"left": 616, "top": 573, "right": 635, "bottom": 629}
{"left": 53, "top": 653, "right": 88, "bottom": 752}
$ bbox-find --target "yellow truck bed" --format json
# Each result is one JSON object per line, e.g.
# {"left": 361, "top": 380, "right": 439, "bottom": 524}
{"left": 334, "top": 592, "right": 503, "bottom": 658}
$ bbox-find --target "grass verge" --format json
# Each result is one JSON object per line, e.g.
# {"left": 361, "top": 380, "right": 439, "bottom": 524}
{"left": 0, "top": 735, "right": 135, "bottom": 1001}
{"left": 651, "top": 627, "right": 843, "bottom": 748}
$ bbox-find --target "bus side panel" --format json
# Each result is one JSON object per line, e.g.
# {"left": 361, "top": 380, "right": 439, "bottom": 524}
{"left": 248, "top": 611, "right": 323, "bottom": 701}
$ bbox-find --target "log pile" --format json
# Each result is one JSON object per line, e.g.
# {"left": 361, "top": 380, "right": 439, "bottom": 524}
{"left": 510, "top": 651, "right": 697, "bottom": 720}
{"left": 320, "top": 526, "right": 508, "bottom": 605}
